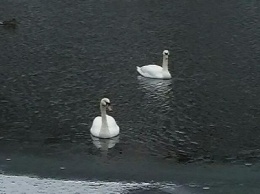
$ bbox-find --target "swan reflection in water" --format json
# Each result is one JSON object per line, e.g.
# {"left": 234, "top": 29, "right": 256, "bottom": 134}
{"left": 91, "top": 135, "right": 119, "bottom": 151}
{"left": 137, "top": 76, "right": 173, "bottom": 107}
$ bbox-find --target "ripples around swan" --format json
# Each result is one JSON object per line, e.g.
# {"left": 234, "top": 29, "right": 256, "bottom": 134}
{"left": 137, "top": 76, "right": 173, "bottom": 105}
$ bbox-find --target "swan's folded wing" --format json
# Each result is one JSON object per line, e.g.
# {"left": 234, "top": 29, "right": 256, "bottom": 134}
{"left": 90, "top": 116, "right": 102, "bottom": 136}
{"left": 139, "top": 65, "right": 163, "bottom": 78}
{"left": 107, "top": 115, "right": 120, "bottom": 136}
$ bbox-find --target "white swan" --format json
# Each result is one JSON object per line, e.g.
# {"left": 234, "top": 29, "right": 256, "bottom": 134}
{"left": 136, "top": 50, "right": 171, "bottom": 79}
{"left": 90, "top": 98, "right": 120, "bottom": 138}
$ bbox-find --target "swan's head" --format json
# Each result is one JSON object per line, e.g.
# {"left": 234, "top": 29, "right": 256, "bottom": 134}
{"left": 100, "top": 98, "right": 112, "bottom": 111}
{"left": 163, "top": 50, "right": 170, "bottom": 56}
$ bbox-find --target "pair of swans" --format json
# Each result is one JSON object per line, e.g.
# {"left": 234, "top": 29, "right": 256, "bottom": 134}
{"left": 90, "top": 50, "right": 171, "bottom": 138}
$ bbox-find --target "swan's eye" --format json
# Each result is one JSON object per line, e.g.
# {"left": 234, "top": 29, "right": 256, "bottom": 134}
{"left": 106, "top": 102, "right": 111, "bottom": 106}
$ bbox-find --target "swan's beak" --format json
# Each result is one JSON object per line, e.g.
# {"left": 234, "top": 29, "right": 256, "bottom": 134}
{"left": 107, "top": 105, "right": 112, "bottom": 111}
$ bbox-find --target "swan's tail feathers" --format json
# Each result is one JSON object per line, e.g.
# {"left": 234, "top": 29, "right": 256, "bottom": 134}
{"left": 136, "top": 66, "right": 142, "bottom": 75}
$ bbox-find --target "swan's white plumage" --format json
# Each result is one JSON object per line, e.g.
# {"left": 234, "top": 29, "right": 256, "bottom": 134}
{"left": 137, "top": 65, "right": 167, "bottom": 79}
{"left": 90, "top": 115, "right": 119, "bottom": 138}
{"left": 136, "top": 50, "right": 171, "bottom": 79}
{"left": 90, "top": 98, "right": 120, "bottom": 139}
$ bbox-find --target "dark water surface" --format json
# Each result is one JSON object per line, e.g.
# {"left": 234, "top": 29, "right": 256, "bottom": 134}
{"left": 0, "top": 0, "right": 260, "bottom": 193}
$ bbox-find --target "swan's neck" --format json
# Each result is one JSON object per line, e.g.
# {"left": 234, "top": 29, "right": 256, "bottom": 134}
{"left": 162, "top": 56, "right": 169, "bottom": 71}
{"left": 100, "top": 105, "right": 109, "bottom": 130}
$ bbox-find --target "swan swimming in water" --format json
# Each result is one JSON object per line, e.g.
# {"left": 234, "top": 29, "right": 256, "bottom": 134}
{"left": 90, "top": 98, "right": 120, "bottom": 138}
{"left": 136, "top": 50, "right": 171, "bottom": 79}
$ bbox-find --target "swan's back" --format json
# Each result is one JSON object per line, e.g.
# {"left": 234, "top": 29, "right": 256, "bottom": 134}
{"left": 137, "top": 65, "right": 164, "bottom": 78}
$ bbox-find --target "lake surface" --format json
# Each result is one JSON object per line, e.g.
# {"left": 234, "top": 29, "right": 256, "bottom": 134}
{"left": 0, "top": 0, "right": 259, "bottom": 193}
